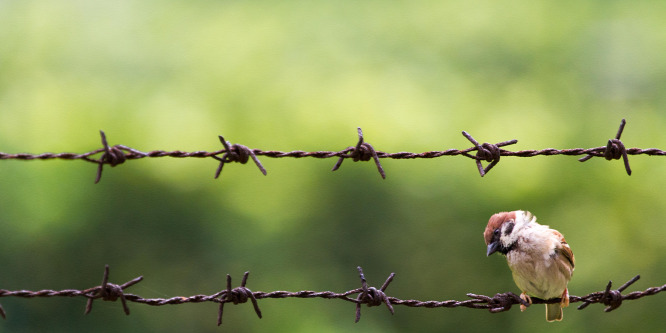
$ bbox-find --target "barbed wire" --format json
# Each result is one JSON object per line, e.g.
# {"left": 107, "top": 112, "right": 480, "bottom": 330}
{"left": 0, "top": 265, "right": 664, "bottom": 326}
{"left": 3, "top": 119, "right": 664, "bottom": 327}
{"left": 0, "top": 119, "right": 664, "bottom": 182}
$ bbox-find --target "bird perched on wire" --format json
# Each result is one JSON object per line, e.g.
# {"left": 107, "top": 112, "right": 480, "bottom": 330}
{"left": 484, "top": 210, "right": 575, "bottom": 321}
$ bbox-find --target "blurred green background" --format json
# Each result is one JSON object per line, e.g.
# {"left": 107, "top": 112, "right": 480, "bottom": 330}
{"left": 1, "top": 0, "right": 666, "bottom": 332}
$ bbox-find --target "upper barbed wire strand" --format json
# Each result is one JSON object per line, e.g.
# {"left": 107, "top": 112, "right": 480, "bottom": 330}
{"left": 0, "top": 120, "right": 664, "bottom": 181}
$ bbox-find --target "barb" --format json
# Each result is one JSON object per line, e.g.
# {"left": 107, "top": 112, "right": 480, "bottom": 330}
{"left": 217, "top": 272, "right": 262, "bottom": 326}
{"left": 83, "top": 265, "right": 144, "bottom": 315}
{"left": 332, "top": 128, "right": 386, "bottom": 179}
{"left": 577, "top": 275, "right": 642, "bottom": 312}
{"left": 213, "top": 136, "right": 267, "bottom": 179}
{"left": 463, "top": 292, "right": 529, "bottom": 313}
{"left": 354, "top": 266, "right": 395, "bottom": 322}
{"left": 579, "top": 119, "right": 632, "bottom": 175}
{"left": 1, "top": 266, "right": 664, "bottom": 326}
{"left": 460, "top": 131, "right": 518, "bottom": 177}
{"left": 0, "top": 120, "right": 664, "bottom": 181}
{"left": 95, "top": 131, "right": 128, "bottom": 183}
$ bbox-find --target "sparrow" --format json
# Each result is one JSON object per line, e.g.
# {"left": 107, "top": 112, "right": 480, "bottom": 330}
{"left": 484, "top": 210, "right": 575, "bottom": 322}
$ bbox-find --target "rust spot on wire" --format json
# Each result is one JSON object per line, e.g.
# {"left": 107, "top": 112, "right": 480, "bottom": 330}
{"left": 461, "top": 131, "right": 518, "bottom": 177}
{"left": 213, "top": 136, "right": 267, "bottom": 179}
{"left": 579, "top": 119, "right": 632, "bottom": 175}
{"left": 332, "top": 128, "right": 386, "bottom": 179}
{"left": 83, "top": 265, "right": 143, "bottom": 315}
{"left": 217, "top": 272, "right": 262, "bottom": 326}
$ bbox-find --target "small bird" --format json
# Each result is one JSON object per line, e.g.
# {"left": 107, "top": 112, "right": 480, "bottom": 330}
{"left": 484, "top": 210, "right": 575, "bottom": 321}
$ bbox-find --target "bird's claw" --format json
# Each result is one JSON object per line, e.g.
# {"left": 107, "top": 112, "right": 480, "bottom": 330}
{"left": 520, "top": 292, "right": 532, "bottom": 312}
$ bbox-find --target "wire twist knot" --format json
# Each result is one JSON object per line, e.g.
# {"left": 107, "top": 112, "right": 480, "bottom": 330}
{"left": 358, "top": 286, "right": 388, "bottom": 307}
{"left": 477, "top": 142, "right": 501, "bottom": 163}
{"left": 354, "top": 267, "right": 395, "bottom": 323}
{"left": 461, "top": 131, "right": 517, "bottom": 177}
{"left": 332, "top": 128, "right": 386, "bottom": 179}
{"left": 578, "top": 275, "right": 640, "bottom": 312}
{"left": 601, "top": 275, "right": 640, "bottom": 312}
{"left": 602, "top": 289, "right": 623, "bottom": 312}
{"left": 466, "top": 292, "right": 528, "bottom": 313}
{"left": 95, "top": 131, "right": 128, "bottom": 183}
{"left": 579, "top": 119, "right": 632, "bottom": 175}
{"left": 213, "top": 136, "right": 267, "bottom": 178}
{"left": 98, "top": 283, "right": 125, "bottom": 302}
{"left": 101, "top": 146, "right": 127, "bottom": 167}
{"left": 488, "top": 293, "right": 517, "bottom": 312}
{"left": 350, "top": 142, "right": 377, "bottom": 162}
{"left": 217, "top": 272, "right": 262, "bottom": 326}
{"left": 225, "top": 285, "right": 253, "bottom": 305}
{"left": 604, "top": 139, "right": 627, "bottom": 161}
{"left": 225, "top": 144, "right": 251, "bottom": 164}
{"left": 84, "top": 265, "right": 143, "bottom": 316}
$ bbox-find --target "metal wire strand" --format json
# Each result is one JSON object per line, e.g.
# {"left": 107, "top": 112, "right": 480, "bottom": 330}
{"left": 0, "top": 119, "right": 661, "bottom": 182}
{"left": 0, "top": 266, "right": 664, "bottom": 326}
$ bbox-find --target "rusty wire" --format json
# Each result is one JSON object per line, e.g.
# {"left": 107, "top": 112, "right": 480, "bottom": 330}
{"left": 0, "top": 119, "right": 663, "bottom": 182}
{"left": 1, "top": 119, "right": 663, "bottom": 327}
{"left": 0, "top": 265, "right": 664, "bottom": 326}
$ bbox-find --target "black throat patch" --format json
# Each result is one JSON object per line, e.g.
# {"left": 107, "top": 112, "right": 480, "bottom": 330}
{"left": 498, "top": 242, "right": 514, "bottom": 255}
{"left": 491, "top": 228, "right": 515, "bottom": 255}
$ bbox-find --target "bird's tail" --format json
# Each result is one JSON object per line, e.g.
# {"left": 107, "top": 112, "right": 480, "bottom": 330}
{"left": 546, "top": 303, "right": 563, "bottom": 322}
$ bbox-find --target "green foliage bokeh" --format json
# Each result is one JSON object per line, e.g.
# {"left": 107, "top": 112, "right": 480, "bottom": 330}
{"left": 1, "top": 1, "right": 666, "bottom": 332}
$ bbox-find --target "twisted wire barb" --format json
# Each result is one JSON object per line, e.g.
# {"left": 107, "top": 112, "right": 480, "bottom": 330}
{"left": 217, "top": 272, "right": 262, "bottom": 326}
{"left": 84, "top": 264, "right": 143, "bottom": 315}
{"left": 332, "top": 128, "right": 386, "bottom": 179}
{"left": 0, "top": 119, "right": 663, "bottom": 182}
{"left": 354, "top": 266, "right": 395, "bottom": 322}
{"left": 578, "top": 118, "right": 632, "bottom": 175}
{"left": 0, "top": 266, "right": 664, "bottom": 326}
{"left": 213, "top": 135, "right": 267, "bottom": 179}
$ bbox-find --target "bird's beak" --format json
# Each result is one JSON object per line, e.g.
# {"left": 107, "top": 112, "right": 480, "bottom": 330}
{"left": 487, "top": 241, "right": 500, "bottom": 256}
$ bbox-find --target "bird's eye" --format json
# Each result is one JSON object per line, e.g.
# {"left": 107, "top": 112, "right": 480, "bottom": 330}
{"left": 493, "top": 228, "right": 500, "bottom": 236}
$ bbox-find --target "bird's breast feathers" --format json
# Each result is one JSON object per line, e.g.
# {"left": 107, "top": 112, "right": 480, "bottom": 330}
{"left": 506, "top": 225, "right": 573, "bottom": 299}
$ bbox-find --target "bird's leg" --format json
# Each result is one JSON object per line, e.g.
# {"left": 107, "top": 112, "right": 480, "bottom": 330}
{"left": 520, "top": 292, "right": 532, "bottom": 312}
{"left": 560, "top": 287, "right": 569, "bottom": 308}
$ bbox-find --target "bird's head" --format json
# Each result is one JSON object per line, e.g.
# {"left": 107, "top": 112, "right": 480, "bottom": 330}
{"left": 484, "top": 211, "right": 525, "bottom": 256}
